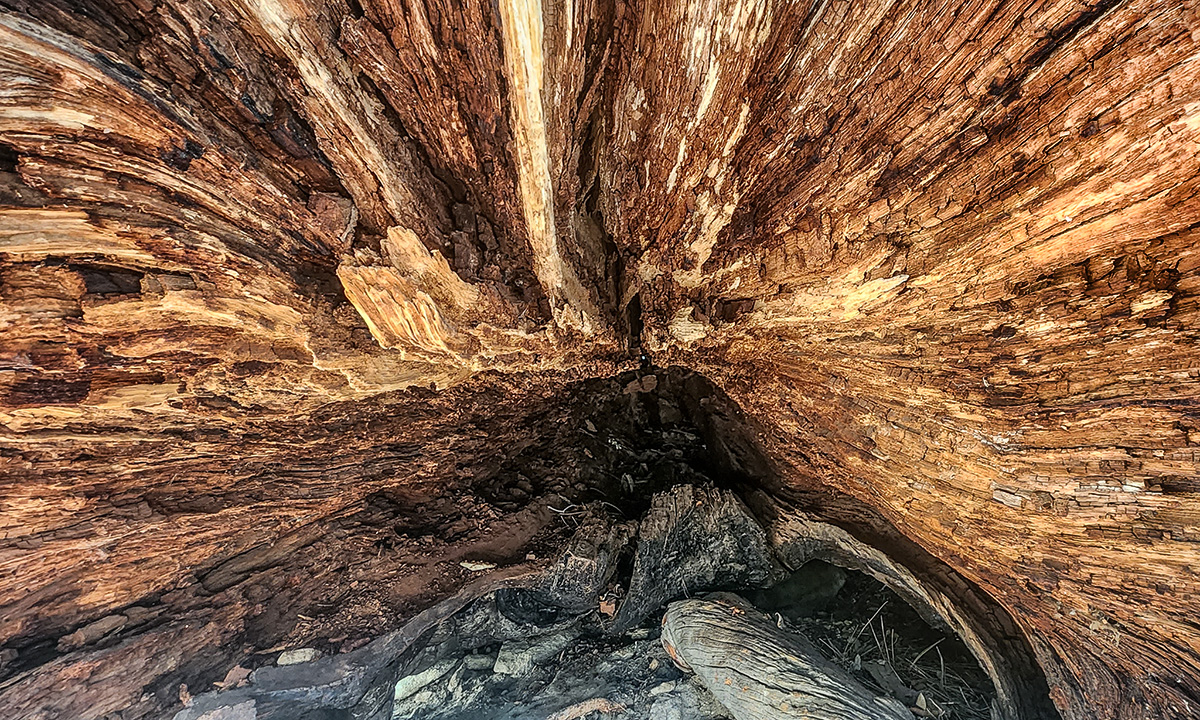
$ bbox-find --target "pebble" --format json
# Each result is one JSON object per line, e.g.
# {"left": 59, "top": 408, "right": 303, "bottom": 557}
{"left": 464, "top": 653, "right": 496, "bottom": 671}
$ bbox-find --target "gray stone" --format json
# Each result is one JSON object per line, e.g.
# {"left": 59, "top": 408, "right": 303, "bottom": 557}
{"left": 493, "top": 628, "right": 580, "bottom": 676}
{"left": 394, "top": 660, "right": 458, "bottom": 701}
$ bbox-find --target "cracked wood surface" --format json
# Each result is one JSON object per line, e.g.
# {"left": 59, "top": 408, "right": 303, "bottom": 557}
{"left": 661, "top": 595, "right": 913, "bottom": 720}
{"left": 1, "top": 0, "right": 1199, "bottom": 718}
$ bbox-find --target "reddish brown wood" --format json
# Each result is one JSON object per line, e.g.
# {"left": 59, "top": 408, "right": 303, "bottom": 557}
{"left": 1, "top": 0, "right": 1198, "bottom": 718}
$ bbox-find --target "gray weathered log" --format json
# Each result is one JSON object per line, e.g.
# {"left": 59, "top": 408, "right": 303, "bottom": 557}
{"left": 661, "top": 595, "right": 912, "bottom": 720}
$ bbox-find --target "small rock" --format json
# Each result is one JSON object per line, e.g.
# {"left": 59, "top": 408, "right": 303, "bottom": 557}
{"left": 650, "top": 680, "right": 678, "bottom": 696}
{"left": 276, "top": 648, "right": 320, "bottom": 665}
{"left": 464, "top": 653, "right": 496, "bottom": 671}
{"left": 394, "top": 660, "right": 458, "bottom": 700}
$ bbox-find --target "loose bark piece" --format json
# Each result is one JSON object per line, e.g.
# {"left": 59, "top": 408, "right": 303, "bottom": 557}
{"left": 661, "top": 595, "right": 912, "bottom": 720}
{"left": 546, "top": 698, "right": 626, "bottom": 720}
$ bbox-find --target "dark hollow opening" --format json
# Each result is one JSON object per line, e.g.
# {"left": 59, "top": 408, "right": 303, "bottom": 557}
{"left": 755, "top": 561, "right": 997, "bottom": 718}
{"left": 72, "top": 264, "right": 144, "bottom": 295}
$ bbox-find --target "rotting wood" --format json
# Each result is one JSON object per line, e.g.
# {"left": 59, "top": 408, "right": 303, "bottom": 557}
{"left": 661, "top": 594, "right": 913, "bottom": 720}
{"left": 1, "top": 0, "right": 1199, "bottom": 718}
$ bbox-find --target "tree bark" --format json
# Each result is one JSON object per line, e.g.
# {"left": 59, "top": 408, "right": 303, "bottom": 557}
{"left": 1, "top": 0, "right": 1199, "bottom": 718}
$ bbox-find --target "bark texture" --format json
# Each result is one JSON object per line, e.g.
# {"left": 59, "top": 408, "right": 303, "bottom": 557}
{"left": 1, "top": 0, "right": 1199, "bottom": 718}
{"left": 661, "top": 595, "right": 913, "bottom": 720}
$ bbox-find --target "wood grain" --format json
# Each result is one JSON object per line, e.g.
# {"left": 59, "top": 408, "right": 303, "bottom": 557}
{"left": 661, "top": 595, "right": 912, "bottom": 720}
{"left": 1, "top": 0, "right": 1198, "bottom": 718}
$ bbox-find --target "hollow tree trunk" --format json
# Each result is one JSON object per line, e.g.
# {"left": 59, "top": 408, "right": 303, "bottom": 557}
{"left": 1, "top": 1, "right": 1199, "bottom": 719}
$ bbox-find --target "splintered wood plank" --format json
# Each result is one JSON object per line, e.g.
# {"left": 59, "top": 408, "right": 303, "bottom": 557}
{"left": 662, "top": 596, "right": 912, "bottom": 720}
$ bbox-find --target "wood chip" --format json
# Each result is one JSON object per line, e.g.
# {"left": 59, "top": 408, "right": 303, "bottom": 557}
{"left": 459, "top": 561, "right": 497, "bottom": 572}
{"left": 599, "top": 598, "right": 617, "bottom": 617}
{"left": 546, "top": 698, "right": 626, "bottom": 720}
{"left": 214, "top": 665, "right": 251, "bottom": 690}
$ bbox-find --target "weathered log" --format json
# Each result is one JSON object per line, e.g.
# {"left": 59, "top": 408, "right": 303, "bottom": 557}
{"left": 661, "top": 595, "right": 912, "bottom": 720}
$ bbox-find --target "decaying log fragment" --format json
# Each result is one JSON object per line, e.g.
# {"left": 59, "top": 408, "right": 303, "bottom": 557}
{"left": 614, "top": 484, "right": 777, "bottom": 632}
{"left": 172, "top": 568, "right": 540, "bottom": 720}
{"left": 661, "top": 595, "right": 912, "bottom": 720}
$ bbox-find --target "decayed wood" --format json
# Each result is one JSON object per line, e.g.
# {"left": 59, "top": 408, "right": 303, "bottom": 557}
{"left": 1, "top": 0, "right": 1199, "bottom": 718}
{"left": 614, "top": 1, "right": 1200, "bottom": 717}
{"left": 661, "top": 595, "right": 912, "bottom": 720}
{"left": 613, "top": 483, "right": 776, "bottom": 633}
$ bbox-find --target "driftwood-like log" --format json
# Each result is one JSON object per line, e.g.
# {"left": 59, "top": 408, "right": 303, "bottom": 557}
{"left": 661, "top": 595, "right": 912, "bottom": 720}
